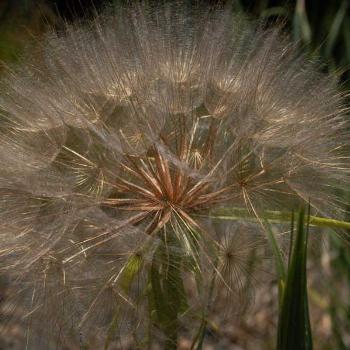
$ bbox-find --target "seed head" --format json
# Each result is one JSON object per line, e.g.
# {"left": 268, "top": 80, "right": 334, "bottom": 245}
{"left": 0, "top": 2, "right": 349, "bottom": 348}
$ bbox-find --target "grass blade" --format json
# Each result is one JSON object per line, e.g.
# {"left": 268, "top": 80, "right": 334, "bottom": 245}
{"left": 149, "top": 238, "right": 188, "bottom": 349}
{"left": 293, "top": 0, "right": 312, "bottom": 45}
{"left": 277, "top": 206, "right": 313, "bottom": 350}
{"left": 263, "top": 217, "right": 286, "bottom": 298}
{"left": 325, "top": 0, "right": 348, "bottom": 58}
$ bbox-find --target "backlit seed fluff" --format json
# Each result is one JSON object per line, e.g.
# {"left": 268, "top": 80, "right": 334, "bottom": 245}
{"left": 0, "top": 2, "right": 349, "bottom": 348}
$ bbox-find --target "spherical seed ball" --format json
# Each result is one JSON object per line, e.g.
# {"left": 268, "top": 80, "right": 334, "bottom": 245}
{"left": 0, "top": 2, "right": 349, "bottom": 348}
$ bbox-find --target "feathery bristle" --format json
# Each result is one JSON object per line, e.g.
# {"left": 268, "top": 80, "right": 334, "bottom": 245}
{"left": 0, "top": 1, "right": 349, "bottom": 348}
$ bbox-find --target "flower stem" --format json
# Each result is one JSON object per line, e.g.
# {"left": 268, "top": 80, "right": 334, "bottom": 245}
{"left": 202, "top": 208, "right": 350, "bottom": 230}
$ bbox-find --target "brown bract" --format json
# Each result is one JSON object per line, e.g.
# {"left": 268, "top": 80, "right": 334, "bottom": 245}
{"left": 103, "top": 116, "right": 232, "bottom": 235}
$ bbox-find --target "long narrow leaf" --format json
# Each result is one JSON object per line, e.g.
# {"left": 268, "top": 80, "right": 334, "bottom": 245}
{"left": 149, "top": 239, "right": 188, "bottom": 349}
{"left": 277, "top": 207, "right": 313, "bottom": 350}
{"left": 263, "top": 218, "right": 286, "bottom": 298}
{"left": 293, "top": 0, "right": 312, "bottom": 45}
{"left": 325, "top": 0, "right": 348, "bottom": 58}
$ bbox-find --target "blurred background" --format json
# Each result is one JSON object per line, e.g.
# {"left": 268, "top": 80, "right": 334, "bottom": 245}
{"left": 0, "top": 1, "right": 349, "bottom": 349}
{"left": 0, "top": 0, "right": 349, "bottom": 82}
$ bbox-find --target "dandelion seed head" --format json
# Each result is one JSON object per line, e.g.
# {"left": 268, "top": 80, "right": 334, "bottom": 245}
{"left": 0, "top": 1, "right": 349, "bottom": 347}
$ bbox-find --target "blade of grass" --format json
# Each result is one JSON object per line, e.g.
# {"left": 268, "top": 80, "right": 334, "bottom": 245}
{"left": 325, "top": 0, "right": 348, "bottom": 58}
{"left": 288, "top": 211, "right": 295, "bottom": 268}
{"left": 293, "top": 0, "right": 312, "bottom": 45}
{"left": 343, "top": 18, "right": 350, "bottom": 61}
{"left": 149, "top": 238, "right": 188, "bottom": 350}
{"left": 262, "top": 217, "right": 286, "bottom": 298}
{"left": 277, "top": 206, "right": 313, "bottom": 350}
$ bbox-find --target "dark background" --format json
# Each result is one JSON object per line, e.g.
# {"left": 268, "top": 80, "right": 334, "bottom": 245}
{"left": 0, "top": 0, "right": 349, "bottom": 84}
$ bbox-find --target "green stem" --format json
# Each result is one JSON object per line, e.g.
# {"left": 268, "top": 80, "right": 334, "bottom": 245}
{"left": 190, "top": 264, "right": 217, "bottom": 350}
{"left": 150, "top": 235, "right": 187, "bottom": 350}
{"left": 202, "top": 208, "right": 350, "bottom": 230}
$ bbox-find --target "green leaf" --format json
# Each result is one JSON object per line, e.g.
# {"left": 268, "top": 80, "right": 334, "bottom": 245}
{"left": 325, "top": 0, "right": 348, "bottom": 58}
{"left": 293, "top": 0, "right": 312, "bottom": 45}
{"left": 277, "top": 207, "right": 313, "bottom": 350}
{"left": 149, "top": 238, "right": 189, "bottom": 349}
{"left": 343, "top": 18, "right": 350, "bottom": 62}
{"left": 150, "top": 258, "right": 169, "bottom": 326}
{"left": 263, "top": 217, "right": 287, "bottom": 298}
